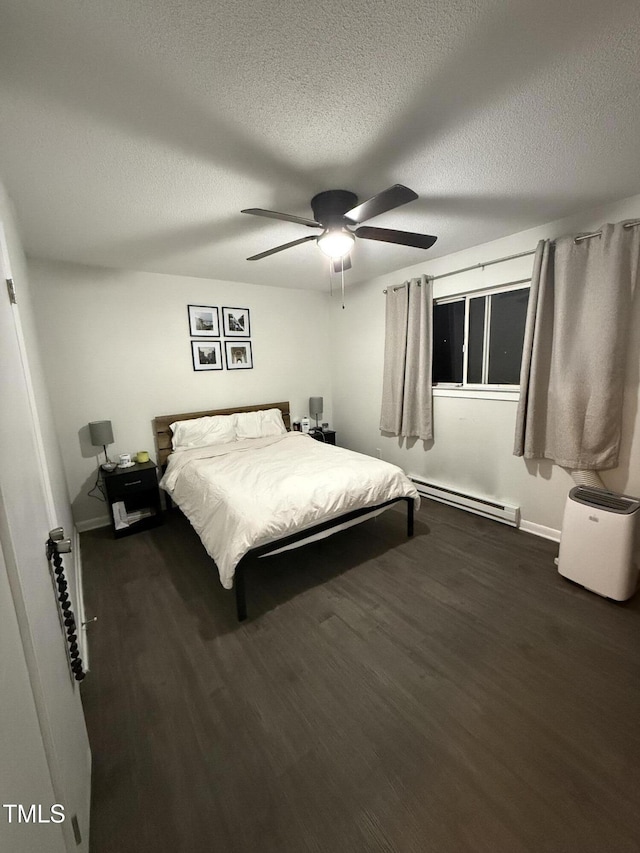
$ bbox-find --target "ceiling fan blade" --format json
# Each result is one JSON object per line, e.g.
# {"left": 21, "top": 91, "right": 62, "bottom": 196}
{"left": 355, "top": 226, "right": 437, "bottom": 250}
{"left": 331, "top": 254, "right": 352, "bottom": 274}
{"left": 247, "top": 234, "right": 316, "bottom": 261}
{"left": 344, "top": 184, "right": 418, "bottom": 224}
{"left": 241, "top": 208, "right": 320, "bottom": 228}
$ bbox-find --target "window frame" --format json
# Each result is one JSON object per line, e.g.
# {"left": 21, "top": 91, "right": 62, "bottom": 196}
{"left": 433, "top": 278, "right": 531, "bottom": 395}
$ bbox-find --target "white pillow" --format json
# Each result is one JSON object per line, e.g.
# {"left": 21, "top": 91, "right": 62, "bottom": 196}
{"left": 260, "top": 408, "right": 288, "bottom": 436}
{"left": 235, "top": 408, "right": 287, "bottom": 440}
{"left": 234, "top": 411, "right": 261, "bottom": 439}
{"left": 170, "top": 414, "right": 237, "bottom": 449}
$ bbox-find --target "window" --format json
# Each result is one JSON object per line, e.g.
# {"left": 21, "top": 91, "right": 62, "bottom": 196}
{"left": 433, "top": 282, "right": 529, "bottom": 389}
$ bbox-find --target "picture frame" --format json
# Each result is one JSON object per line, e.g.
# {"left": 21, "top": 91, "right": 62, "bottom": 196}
{"left": 225, "top": 340, "right": 253, "bottom": 370}
{"left": 188, "top": 305, "right": 220, "bottom": 337}
{"left": 222, "top": 306, "right": 251, "bottom": 337}
{"left": 191, "top": 340, "right": 223, "bottom": 371}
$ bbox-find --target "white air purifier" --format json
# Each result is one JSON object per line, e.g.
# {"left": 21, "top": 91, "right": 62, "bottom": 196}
{"left": 557, "top": 486, "right": 640, "bottom": 601}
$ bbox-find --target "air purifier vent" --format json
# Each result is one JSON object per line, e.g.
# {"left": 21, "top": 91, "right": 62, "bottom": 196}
{"left": 571, "top": 486, "right": 640, "bottom": 514}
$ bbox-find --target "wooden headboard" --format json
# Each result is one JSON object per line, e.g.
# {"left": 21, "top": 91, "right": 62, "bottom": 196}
{"left": 153, "top": 401, "right": 291, "bottom": 467}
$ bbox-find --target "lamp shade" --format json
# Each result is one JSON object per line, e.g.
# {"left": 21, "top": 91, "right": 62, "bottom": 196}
{"left": 309, "top": 397, "right": 323, "bottom": 418}
{"left": 89, "top": 420, "right": 114, "bottom": 447}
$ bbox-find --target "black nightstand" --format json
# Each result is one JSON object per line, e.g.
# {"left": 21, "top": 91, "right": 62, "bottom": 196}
{"left": 102, "top": 460, "right": 163, "bottom": 539}
{"left": 310, "top": 429, "right": 336, "bottom": 446}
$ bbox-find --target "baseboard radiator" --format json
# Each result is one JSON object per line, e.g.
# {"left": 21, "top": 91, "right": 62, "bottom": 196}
{"left": 410, "top": 476, "right": 520, "bottom": 527}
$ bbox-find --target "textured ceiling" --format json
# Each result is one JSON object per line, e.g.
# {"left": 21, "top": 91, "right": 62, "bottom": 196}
{"left": 1, "top": 0, "right": 639, "bottom": 290}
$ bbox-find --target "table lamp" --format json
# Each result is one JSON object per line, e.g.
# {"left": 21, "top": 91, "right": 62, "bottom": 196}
{"left": 309, "top": 397, "right": 323, "bottom": 429}
{"left": 89, "top": 420, "right": 116, "bottom": 471}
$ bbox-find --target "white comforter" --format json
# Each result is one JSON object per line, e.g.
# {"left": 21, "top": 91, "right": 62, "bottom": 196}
{"left": 160, "top": 432, "right": 419, "bottom": 588}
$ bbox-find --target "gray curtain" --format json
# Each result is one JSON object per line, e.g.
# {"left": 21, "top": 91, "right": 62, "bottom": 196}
{"left": 380, "top": 275, "right": 433, "bottom": 440}
{"left": 514, "top": 222, "right": 640, "bottom": 469}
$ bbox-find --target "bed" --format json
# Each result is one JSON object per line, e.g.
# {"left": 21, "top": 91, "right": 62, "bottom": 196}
{"left": 154, "top": 401, "right": 419, "bottom": 620}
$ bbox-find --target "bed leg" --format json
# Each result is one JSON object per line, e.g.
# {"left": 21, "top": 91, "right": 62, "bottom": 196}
{"left": 235, "top": 564, "right": 247, "bottom": 622}
{"left": 406, "top": 497, "right": 414, "bottom": 537}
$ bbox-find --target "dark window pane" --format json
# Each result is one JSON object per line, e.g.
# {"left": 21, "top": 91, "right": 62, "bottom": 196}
{"left": 487, "top": 289, "right": 529, "bottom": 384}
{"left": 467, "top": 297, "right": 485, "bottom": 383}
{"left": 433, "top": 301, "right": 464, "bottom": 383}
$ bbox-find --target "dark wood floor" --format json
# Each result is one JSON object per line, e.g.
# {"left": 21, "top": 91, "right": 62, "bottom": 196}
{"left": 80, "top": 500, "right": 640, "bottom": 853}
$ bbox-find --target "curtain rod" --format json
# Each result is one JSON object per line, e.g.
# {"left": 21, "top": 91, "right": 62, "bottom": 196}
{"left": 383, "top": 219, "right": 640, "bottom": 293}
{"left": 574, "top": 218, "right": 640, "bottom": 243}
{"left": 383, "top": 248, "right": 535, "bottom": 292}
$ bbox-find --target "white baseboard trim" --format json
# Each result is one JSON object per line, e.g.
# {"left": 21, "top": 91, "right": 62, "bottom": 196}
{"left": 519, "top": 520, "right": 561, "bottom": 543}
{"left": 75, "top": 515, "right": 110, "bottom": 533}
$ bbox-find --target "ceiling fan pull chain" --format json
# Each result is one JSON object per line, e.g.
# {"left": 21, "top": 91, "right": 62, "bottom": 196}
{"left": 341, "top": 259, "right": 345, "bottom": 309}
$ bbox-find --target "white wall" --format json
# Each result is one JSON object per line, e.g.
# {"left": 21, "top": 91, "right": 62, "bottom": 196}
{"left": 330, "top": 192, "right": 640, "bottom": 536}
{"left": 28, "top": 260, "right": 333, "bottom": 527}
{"left": 0, "top": 185, "right": 76, "bottom": 547}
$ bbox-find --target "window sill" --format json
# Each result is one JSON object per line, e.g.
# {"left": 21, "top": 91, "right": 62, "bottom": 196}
{"left": 433, "top": 387, "right": 520, "bottom": 401}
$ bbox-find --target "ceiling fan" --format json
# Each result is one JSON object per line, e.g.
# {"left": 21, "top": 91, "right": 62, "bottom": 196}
{"left": 241, "top": 184, "right": 437, "bottom": 272}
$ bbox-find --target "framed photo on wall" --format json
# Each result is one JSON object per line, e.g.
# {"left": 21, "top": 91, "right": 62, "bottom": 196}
{"left": 222, "top": 306, "right": 251, "bottom": 337}
{"left": 188, "top": 305, "right": 220, "bottom": 337}
{"left": 225, "top": 340, "right": 253, "bottom": 370}
{"left": 192, "top": 340, "right": 223, "bottom": 371}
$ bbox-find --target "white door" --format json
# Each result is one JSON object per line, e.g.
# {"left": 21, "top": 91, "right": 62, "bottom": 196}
{"left": 0, "top": 542, "right": 68, "bottom": 853}
{"left": 0, "top": 223, "right": 91, "bottom": 852}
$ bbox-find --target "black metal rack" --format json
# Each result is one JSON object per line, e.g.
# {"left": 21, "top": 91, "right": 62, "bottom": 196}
{"left": 46, "top": 529, "right": 86, "bottom": 682}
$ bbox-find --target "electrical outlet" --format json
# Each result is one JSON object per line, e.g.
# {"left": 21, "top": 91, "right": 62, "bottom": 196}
{"left": 375, "top": 448, "right": 382, "bottom": 458}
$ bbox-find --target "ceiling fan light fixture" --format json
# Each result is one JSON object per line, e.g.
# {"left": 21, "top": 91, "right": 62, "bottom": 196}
{"left": 242, "top": 185, "right": 437, "bottom": 266}
{"left": 317, "top": 228, "right": 355, "bottom": 259}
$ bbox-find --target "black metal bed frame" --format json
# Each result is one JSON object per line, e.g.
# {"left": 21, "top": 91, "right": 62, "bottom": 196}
{"left": 233, "top": 495, "right": 415, "bottom": 621}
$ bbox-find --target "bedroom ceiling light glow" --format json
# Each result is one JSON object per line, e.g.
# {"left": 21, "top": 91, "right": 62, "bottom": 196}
{"left": 317, "top": 229, "right": 355, "bottom": 259}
